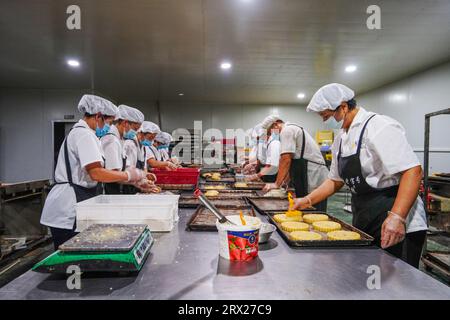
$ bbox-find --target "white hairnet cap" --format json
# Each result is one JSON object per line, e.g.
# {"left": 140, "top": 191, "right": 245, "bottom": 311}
{"left": 139, "top": 121, "right": 161, "bottom": 134}
{"left": 155, "top": 132, "right": 173, "bottom": 145}
{"left": 100, "top": 98, "right": 118, "bottom": 117}
{"left": 261, "top": 115, "right": 282, "bottom": 130}
{"left": 251, "top": 124, "right": 266, "bottom": 139}
{"left": 306, "top": 83, "right": 355, "bottom": 112}
{"left": 117, "top": 105, "right": 145, "bottom": 123}
{"left": 78, "top": 94, "right": 105, "bottom": 115}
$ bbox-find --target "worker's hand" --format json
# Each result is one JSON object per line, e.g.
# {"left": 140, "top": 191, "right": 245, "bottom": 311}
{"left": 292, "top": 197, "right": 312, "bottom": 210}
{"left": 381, "top": 212, "right": 406, "bottom": 249}
{"left": 245, "top": 174, "right": 260, "bottom": 182}
{"left": 135, "top": 179, "right": 161, "bottom": 193}
{"left": 166, "top": 161, "right": 178, "bottom": 170}
{"left": 146, "top": 172, "right": 157, "bottom": 183}
{"left": 125, "top": 167, "right": 146, "bottom": 183}
{"left": 242, "top": 163, "right": 256, "bottom": 175}
{"left": 263, "top": 183, "right": 278, "bottom": 193}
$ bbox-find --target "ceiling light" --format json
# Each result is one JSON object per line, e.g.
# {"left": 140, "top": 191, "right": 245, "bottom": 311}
{"left": 178, "top": 93, "right": 184, "bottom": 96}
{"left": 220, "top": 61, "right": 232, "bottom": 70}
{"left": 297, "top": 93, "right": 306, "bottom": 99}
{"left": 345, "top": 65, "right": 357, "bottom": 73}
{"left": 67, "top": 59, "right": 80, "bottom": 68}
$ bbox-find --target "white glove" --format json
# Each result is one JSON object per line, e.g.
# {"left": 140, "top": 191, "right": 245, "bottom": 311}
{"left": 125, "top": 167, "right": 146, "bottom": 183}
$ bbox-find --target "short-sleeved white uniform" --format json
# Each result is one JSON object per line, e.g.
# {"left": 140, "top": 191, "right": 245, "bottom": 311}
{"left": 40, "top": 120, "right": 104, "bottom": 230}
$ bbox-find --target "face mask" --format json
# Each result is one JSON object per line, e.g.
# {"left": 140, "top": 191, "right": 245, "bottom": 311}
{"left": 157, "top": 145, "right": 169, "bottom": 150}
{"left": 95, "top": 124, "right": 111, "bottom": 138}
{"left": 324, "top": 109, "right": 345, "bottom": 130}
{"left": 141, "top": 139, "right": 152, "bottom": 147}
{"left": 124, "top": 129, "right": 137, "bottom": 140}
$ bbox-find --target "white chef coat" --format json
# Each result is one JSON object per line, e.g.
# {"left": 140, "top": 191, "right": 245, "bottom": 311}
{"left": 145, "top": 145, "right": 162, "bottom": 162}
{"left": 100, "top": 125, "right": 124, "bottom": 170}
{"left": 329, "top": 107, "right": 427, "bottom": 233}
{"left": 264, "top": 138, "right": 280, "bottom": 176}
{"left": 40, "top": 120, "right": 104, "bottom": 230}
{"left": 160, "top": 148, "right": 170, "bottom": 161}
{"left": 280, "top": 122, "right": 329, "bottom": 192}
{"left": 249, "top": 142, "right": 267, "bottom": 165}
{"left": 123, "top": 137, "right": 140, "bottom": 168}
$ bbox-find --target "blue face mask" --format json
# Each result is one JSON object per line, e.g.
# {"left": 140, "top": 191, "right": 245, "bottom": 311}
{"left": 141, "top": 139, "right": 152, "bottom": 147}
{"left": 96, "top": 124, "right": 111, "bottom": 138}
{"left": 124, "top": 129, "right": 137, "bottom": 140}
{"left": 157, "top": 145, "right": 169, "bottom": 150}
{"left": 324, "top": 112, "right": 344, "bottom": 130}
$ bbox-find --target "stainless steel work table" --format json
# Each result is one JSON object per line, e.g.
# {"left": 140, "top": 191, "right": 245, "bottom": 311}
{"left": 0, "top": 208, "right": 449, "bottom": 300}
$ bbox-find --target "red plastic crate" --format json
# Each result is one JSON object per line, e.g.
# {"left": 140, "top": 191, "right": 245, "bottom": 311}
{"left": 151, "top": 168, "right": 200, "bottom": 185}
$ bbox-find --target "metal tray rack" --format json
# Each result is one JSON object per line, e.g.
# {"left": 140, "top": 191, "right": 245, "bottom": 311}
{"left": 265, "top": 211, "right": 374, "bottom": 248}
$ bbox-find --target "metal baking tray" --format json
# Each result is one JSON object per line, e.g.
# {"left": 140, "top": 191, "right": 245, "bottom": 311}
{"left": 59, "top": 224, "right": 148, "bottom": 252}
{"left": 179, "top": 196, "right": 249, "bottom": 208}
{"left": 158, "top": 184, "right": 197, "bottom": 191}
{"left": 198, "top": 182, "right": 234, "bottom": 191}
{"left": 233, "top": 182, "right": 266, "bottom": 190}
{"left": 266, "top": 212, "right": 374, "bottom": 248}
{"left": 187, "top": 206, "right": 255, "bottom": 231}
{"left": 247, "top": 197, "right": 291, "bottom": 211}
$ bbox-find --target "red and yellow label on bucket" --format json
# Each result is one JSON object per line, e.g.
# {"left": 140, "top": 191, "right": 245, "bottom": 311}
{"left": 216, "top": 215, "right": 261, "bottom": 261}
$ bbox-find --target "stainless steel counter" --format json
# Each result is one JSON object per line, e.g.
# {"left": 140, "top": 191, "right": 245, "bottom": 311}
{"left": 0, "top": 209, "right": 449, "bottom": 300}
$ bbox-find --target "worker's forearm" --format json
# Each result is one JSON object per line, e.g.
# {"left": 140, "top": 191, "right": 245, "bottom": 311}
{"left": 391, "top": 165, "right": 422, "bottom": 218}
{"left": 308, "top": 179, "right": 344, "bottom": 205}
{"left": 89, "top": 168, "right": 128, "bottom": 183}
{"left": 275, "top": 156, "right": 291, "bottom": 186}
{"left": 148, "top": 159, "right": 170, "bottom": 169}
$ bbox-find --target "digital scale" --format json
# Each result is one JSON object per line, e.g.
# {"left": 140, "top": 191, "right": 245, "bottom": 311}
{"left": 33, "top": 224, "right": 153, "bottom": 273}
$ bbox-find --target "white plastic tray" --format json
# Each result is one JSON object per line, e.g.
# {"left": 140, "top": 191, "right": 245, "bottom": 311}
{"left": 75, "top": 194, "right": 179, "bottom": 232}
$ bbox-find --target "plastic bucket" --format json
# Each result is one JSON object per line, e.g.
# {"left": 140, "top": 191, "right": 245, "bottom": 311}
{"left": 216, "top": 215, "right": 261, "bottom": 261}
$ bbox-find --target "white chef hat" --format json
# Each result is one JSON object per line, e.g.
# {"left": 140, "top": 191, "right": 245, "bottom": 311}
{"left": 139, "top": 121, "right": 161, "bottom": 134}
{"left": 78, "top": 94, "right": 105, "bottom": 115}
{"left": 261, "top": 115, "right": 282, "bottom": 130}
{"left": 306, "top": 83, "right": 355, "bottom": 112}
{"left": 251, "top": 124, "right": 267, "bottom": 139}
{"left": 100, "top": 98, "right": 118, "bottom": 117}
{"left": 117, "top": 105, "right": 145, "bottom": 123}
{"left": 155, "top": 132, "right": 173, "bottom": 145}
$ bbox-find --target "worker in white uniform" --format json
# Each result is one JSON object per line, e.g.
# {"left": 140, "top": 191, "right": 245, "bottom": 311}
{"left": 101, "top": 104, "right": 146, "bottom": 194}
{"left": 142, "top": 122, "right": 178, "bottom": 170}
{"left": 245, "top": 129, "right": 281, "bottom": 183}
{"left": 262, "top": 115, "right": 329, "bottom": 211}
{"left": 292, "top": 83, "right": 427, "bottom": 268}
{"left": 242, "top": 124, "right": 267, "bottom": 175}
{"left": 154, "top": 132, "right": 173, "bottom": 162}
{"left": 40, "top": 95, "right": 152, "bottom": 250}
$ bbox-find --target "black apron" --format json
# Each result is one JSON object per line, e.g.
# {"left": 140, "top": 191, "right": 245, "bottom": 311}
{"left": 259, "top": 139, "right": 277, "bottom": 183}
{"left": 103, "top": 132, "right": 127, "bottom": 195}
{"left": 53, "top": 126, "right": 99, "bottom": 230}
{"left": 287, "top": 124, "right": 326, "bottom": 198}
{"left": 337, "top": 114, "right": 402, "bottom": 253}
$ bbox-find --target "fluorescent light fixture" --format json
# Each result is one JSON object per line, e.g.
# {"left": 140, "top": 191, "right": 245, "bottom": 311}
{"left": 345, "top": 65, "right": 357, "bottom": 73}
{"left": 67, "top": 59, "right": 80, "bottom": 68}
{"left": 220, "top": 61, "right": 232, "bottom": 70}
{"left": 390, "top": 93, "right": 407, "bottom": 102}
{"left": 297, "top": 93, "right": 306, "bottom": 99}
{"left": 178, "top": 93, "right": 184, "bottom": 96}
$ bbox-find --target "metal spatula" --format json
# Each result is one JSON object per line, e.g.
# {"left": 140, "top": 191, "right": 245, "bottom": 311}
{"left": 194, "top": 189, "right": 238, "bottom": 225}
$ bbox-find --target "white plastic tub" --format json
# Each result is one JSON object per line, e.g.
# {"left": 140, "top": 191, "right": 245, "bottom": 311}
{"left": 216, "top": 215, "right": 261, "bottom": 261}
{"left": 75, "top": 194, "right": 180, "bottom": 232}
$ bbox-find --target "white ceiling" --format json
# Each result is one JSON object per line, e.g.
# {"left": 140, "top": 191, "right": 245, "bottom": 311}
{"left": 0, "top": 0, "right": 449, "bottom": 104}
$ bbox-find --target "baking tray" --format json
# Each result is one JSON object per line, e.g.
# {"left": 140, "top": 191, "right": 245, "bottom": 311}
{"left": 205, "top": 177, "right": 236, "bottom": 183}
{"left": 198, "top": 182, "right": 234, "bottom": 191}
{"left": 254, "top": 190, "right": 288, "bottom": 198}
{"left": 233, "top": 182, "right": 266, "bottom": 190}
{"left": 158, "top": 184, "right": 197, "bottom": 191}
{"left": 59, "top": 224, "right": 148, "bottom": 252}
{"left": 187, "top": 206, "right": 255, "bottom": 231}
{"left": 247, "top": 197, "right": 291, "bottom": 211}
{"left": 266, "top": 212, "right": 374, "bottom": 248}
{"left": 179, "top": 196, "right": 249, "bottom": 208}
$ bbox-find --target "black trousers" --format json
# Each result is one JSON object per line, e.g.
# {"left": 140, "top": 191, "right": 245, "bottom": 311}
{"left": 50, "top": 226, "right": 78, "bottom": 251}
{"left": 383, "top": 230, "right": 426, "bottom": 268}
